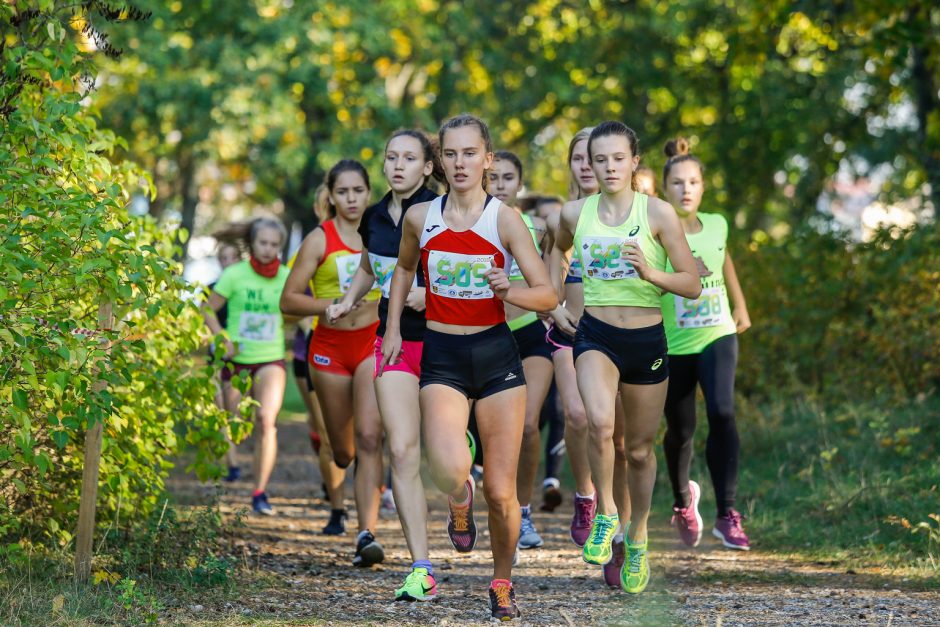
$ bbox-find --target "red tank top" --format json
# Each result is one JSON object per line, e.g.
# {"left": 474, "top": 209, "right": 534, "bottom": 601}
{"left": 419, "top": 194, "right": 512, "bottom": 326}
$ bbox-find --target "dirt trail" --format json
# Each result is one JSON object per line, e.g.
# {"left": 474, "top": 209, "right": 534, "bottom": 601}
{"left": 168, "top": 419, "right": 939, "bottom": 625}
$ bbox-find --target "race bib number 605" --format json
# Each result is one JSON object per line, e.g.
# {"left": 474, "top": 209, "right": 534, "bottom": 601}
{"left": 427, "top": 251, "right": 495, "bottom": 300}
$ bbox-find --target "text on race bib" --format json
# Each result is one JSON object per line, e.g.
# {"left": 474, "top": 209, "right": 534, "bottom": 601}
{"left": 238, "top": 312, "right": 278, "bottom": 341}
{"left": 334, "top": 253, "right": 377, "bottom": 294}
{"left": 580, "top": 236, "right": 639, "bottom": 280}
{"left": 368, "top": 253, "right": 416, "bottom": 299}
{"left": 675, "top": 287, "right": 727, "bottom": 329}
{"left": 427, "top": 251, "right": 495, "bottom": 300}
{"left": 568, "top": 256, "right": 583, "bottom": 278}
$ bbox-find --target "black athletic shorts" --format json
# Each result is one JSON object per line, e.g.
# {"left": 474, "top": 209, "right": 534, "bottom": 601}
{"left": 573, "top": 311, "right": 669, "bottom": 385}
{"left": 512, "top": 318, "right": 553, "bottom": 362}
{"left": 292, "top": 330, "right": 315, "bottom": 392}
{"left": 420, "top": 324, "right": 525, "bottom": 399}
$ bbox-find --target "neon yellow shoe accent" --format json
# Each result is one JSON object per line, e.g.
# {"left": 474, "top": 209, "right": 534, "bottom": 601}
{"left": 394, "top": 567, "right": 438, "bottom": 602}
{"left": 582, "top": 513, "right": 619, "bottom": 565}
{"left": 621, "top": 539, "right": 650, "bottom": 594}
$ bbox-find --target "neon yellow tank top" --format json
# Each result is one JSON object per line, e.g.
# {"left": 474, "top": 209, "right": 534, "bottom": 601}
{"left": 574, "top": 193, "right": 666, "bottom": 308}
{"left": 508, "top": 213, "right": 541, "bottom": 282}
{"left": 312, "top": 220, "right": 380, "bottom": 302}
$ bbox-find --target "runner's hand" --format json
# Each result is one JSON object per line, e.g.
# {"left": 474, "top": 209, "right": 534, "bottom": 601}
{"left": 379, "top": 329, "right": 403, "bottom": 376}
{"left": 549, "top": 305, "right": 578, "bottom": 336}
{"left": 223, "top": 339, "right": 236, "bottom": 360}
{"left": 484, "top": 265, "right": 511, "bottom": 300}
{"left": 326, "top": 301, "right": 352, "bottom": 323}
{"left": 621, "top": 242, "right": 652, "bottom": 280}
{"left": 405, "top": 287, "right": 426, "bottom": 312}
{"left": 733, "top": 306, "right": 751, "bottom": 334}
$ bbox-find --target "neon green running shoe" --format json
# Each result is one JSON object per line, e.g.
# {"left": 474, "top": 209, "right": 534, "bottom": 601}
{"left": 394, "top": 567, "right": 438, "bottom": 602}
{"left": 582, "top": 513, "right": 619, "bottom": 565}
{"left": 621, "top": 539, "right": 650, "bottom": 594}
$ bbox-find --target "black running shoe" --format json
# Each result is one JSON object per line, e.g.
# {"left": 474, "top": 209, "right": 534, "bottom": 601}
{"left": 322, "top": 509, "right": 347, "bottom": 535}
{"left": 539, "top": 478, "right": 562, "bottom": 512}
{"left": 352, "top": 530, "right": 385, "bottom": 567}
{"left": 489, "top": 581, "right": 521, "bottom": 621}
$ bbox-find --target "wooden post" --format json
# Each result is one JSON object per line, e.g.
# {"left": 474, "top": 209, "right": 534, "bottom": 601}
{"left": 74, "top": 302, "right": 114, "bottom": 583}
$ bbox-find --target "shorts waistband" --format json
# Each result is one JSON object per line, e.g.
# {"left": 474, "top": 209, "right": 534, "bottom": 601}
{"left": 581, "top": 311, "right": 664, "bottom": 338}
{"left": 424, "top": 323, "right": 511, "bottom": 348}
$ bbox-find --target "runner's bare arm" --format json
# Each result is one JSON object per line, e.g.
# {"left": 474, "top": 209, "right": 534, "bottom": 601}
{"left": 327, "top": 248, "right": 375, "bottom": 322}
{"left": 491, "top": 205, "right": 557, "bottom": 312}
{"left": 625, "top": 198, "right": 701, "bottom": 299}
{"left": 280, "top": 229, "right": 333, "bottom": 316}
{"left": 723, "top": 252, "right": 751, "bottom": 333}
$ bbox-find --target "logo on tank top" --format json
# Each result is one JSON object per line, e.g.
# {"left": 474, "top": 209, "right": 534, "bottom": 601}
{"left": 580, "top": 236, "right": 639, "bottom": 280}
{"left": 425, "top": 224, "right": 441, "bottom": 233}
{"left": 629, "top": 225, "right": 640, "bottom": 237}
{"left": 427, "top": 251, "right": 495, "bottom": 300}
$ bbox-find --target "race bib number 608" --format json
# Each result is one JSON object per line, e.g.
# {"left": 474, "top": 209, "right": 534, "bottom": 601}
{"left": 675, "top": 287, "right": 726, "bottom": 329}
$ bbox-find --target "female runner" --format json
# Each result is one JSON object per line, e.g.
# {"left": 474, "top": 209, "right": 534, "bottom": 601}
{"left": 280, "top": 160, "right": 385, "bottom": 566}
{"left": 554, "top": 121, "right": 700, "bottom": 594}
{"left": 382, "top": 114, "right": 557, "bottom": 620}
{"left": 327, "top": 129, "right": 443, "bottom": 600}
{"left": 204, "top": 218, "right": 290, "bottom": 515}
{"left": 659, "top": 138, "right": 751, "bottom": 550}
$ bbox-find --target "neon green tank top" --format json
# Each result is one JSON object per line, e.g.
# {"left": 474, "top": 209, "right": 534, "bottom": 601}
{"left": 574, "top": 193, "right": 666, "bottom": 308}
{"left": 662, "top": 213, "right": 737, "bottom": 354}
{"left": 212, "top": 260, "right": 289, "bottom": 364}
{"left": 507, "top": 213, "right": 542, "bottom": 331}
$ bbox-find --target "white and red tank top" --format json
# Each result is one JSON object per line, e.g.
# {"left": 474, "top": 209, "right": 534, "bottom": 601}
{"left": 419, "top": 194, "right": 511, "bottom": 326}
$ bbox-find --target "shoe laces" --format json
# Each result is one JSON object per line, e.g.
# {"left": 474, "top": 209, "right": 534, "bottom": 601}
{"left": 574, "top": 497, "right": 594, "bottom": 526}
{"left": 492, "top": 582, "right": 512, "bottom": 608}
{"left": 724, "top": 509, "right": 745, "bottom": 536}
{"left": 520, "top": 514, "right": 537, "bottom": 537}
{"left": 450, "top": 502, "right": 470, "bottom": 532}
{"left": 672, "top": 503, "right": 696, "bottom": 525}
{"left": 628, "top": 545, "right": 646, "bottom": 574}
{"left": 591, "top": 516, "right": 613, "bottom": 545}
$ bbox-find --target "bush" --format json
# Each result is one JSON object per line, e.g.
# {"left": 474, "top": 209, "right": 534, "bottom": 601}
{"left": 734, "top": 224, "right": 940, "bottom": 402}
{"left": 0, "top": 3, "right": 250, "bottom": 547}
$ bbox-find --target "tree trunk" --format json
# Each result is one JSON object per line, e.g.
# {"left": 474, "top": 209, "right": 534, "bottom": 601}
{"left": 177, "top": 150, "right": 198, "bottom": 260}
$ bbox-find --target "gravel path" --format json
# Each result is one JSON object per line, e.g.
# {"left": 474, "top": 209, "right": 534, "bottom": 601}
{"left": 167, "top": 419, "right": 939, "bottom": 626}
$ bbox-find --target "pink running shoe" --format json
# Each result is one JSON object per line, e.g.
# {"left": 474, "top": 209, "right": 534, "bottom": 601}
{"left": 570, "top": 492, "right": 597, "bottom": 547}
{"left": 713, "top": 508, "right": 750, "bottom": 550}
{"left": 602, "top": 535, "right": 625, "bottom": 588}
{"left": 671, "top": 479, "right": 703, "bottom": 547}
{"left": 447, "top": 478, "right": 477, "bottom": 553}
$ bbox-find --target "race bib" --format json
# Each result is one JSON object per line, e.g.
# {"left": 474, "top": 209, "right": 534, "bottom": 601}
{"left": 238, "top": 312, "right": 278, "bottom": 341}
{"left": 568, "top": 256, "right": 583, "bottom": 279}
{"left": 335, "top": 253, "right": 362, "bottom": 294}
{"left": 369, "top": 253, "right": 416, "bottom": 299}
{"left": 508, "top": 255, "right": 524, "bottom": 281}
{"left": 580, "top": 236, "right": 638, "bottom": 280}
{"left": 427, "top": 251, "right": 494, "bottom": 300}
{"left": 675, "top": 287, "right": 727, "bottom": 329}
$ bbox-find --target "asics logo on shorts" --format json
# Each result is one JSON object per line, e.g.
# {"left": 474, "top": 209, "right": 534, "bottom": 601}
{"left": 313, "top": 354, "right": 331, "bottom": 366}
{"left": 651, "top": 358, "right": 663, "bottom": 371}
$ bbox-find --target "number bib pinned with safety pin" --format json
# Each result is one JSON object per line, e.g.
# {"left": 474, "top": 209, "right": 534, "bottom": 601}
{"left": 674, "top": 287, "right": 727, "bottom": 329}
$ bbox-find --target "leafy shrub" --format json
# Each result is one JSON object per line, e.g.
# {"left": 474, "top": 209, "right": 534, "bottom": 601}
{"left": 0, "top": 3, "right": 250, "bottom": 546}
{"left": 734, "top": 224, "right": 940, "bottom": 402}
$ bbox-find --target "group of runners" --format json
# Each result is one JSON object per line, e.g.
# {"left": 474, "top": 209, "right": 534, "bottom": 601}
{"left": 202, "top": 114, "right": 752, "bottom": 621}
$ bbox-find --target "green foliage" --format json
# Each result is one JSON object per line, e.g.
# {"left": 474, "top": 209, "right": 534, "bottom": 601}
{"left": 0, "top": 2, "right": 251, "bottom": 546}
{"left": 735, "top": 223, "right": 940, "bottom": 402}
{"left": 725, "top": 395, "right": 940, "bottom": 572}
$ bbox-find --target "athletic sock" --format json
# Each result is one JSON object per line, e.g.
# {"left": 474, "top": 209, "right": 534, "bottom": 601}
{"left": 490, "top": 578, "right": 512, "bottom": 589}
{"left": 412, "top": 559, "right": 433, "bottom": 575}
{"left": 252, "top": 489, "right": 265, "bottom": 497}
{"left": 575, "top": 491, "right": 595, "bottom": 500}
{"left": 520, "top": 504, "right": 531, "bottom": 517}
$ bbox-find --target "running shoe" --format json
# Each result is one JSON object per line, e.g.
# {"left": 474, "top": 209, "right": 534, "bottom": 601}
{"left": 394, "top": 567, "right": 437, "bottom": 602}
{"left": 224, "top": 465, "right": 241, "bottom": 482}
{"left": 671, "top": 479, "right": 703, "bottom": 547}
{"left": 447, "top": 478, "right": 477, "bottom": 553}
{"left": 539, "top": 477, "right": 563, "bottom": 512}
{"left": 471, "top": 464, "right": 484, "bottom": 488}
{"left": 380, "top": 488, "right": 397, "bottom": 517}
{"left": 322, "top": 508, "right": 347, "bottom": 535}
{"left": 517, "top": 509, "right": 544, "bottom": 549}
{"left": 713, "top": 509, "right": 750, "bottom": 550}
{"left": 621, "top": 538, "right": 650, "bottom": 594}
{"left": 570, "top": 492, "right": 597, "bottom": 547}
{"left": 352, "top": 530, "right": 385, "bottom": 567}
{"left": 582, "top": 513, "right": 619, "bottom": 565}
{"left": 252, "top": 492, "right": 274, "bottom": 516}
{"left": 603, "top": 534, "right": 626, "bottom": 588}
{"left": 489, "top": 580, "right": 521, "bottom": 621}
